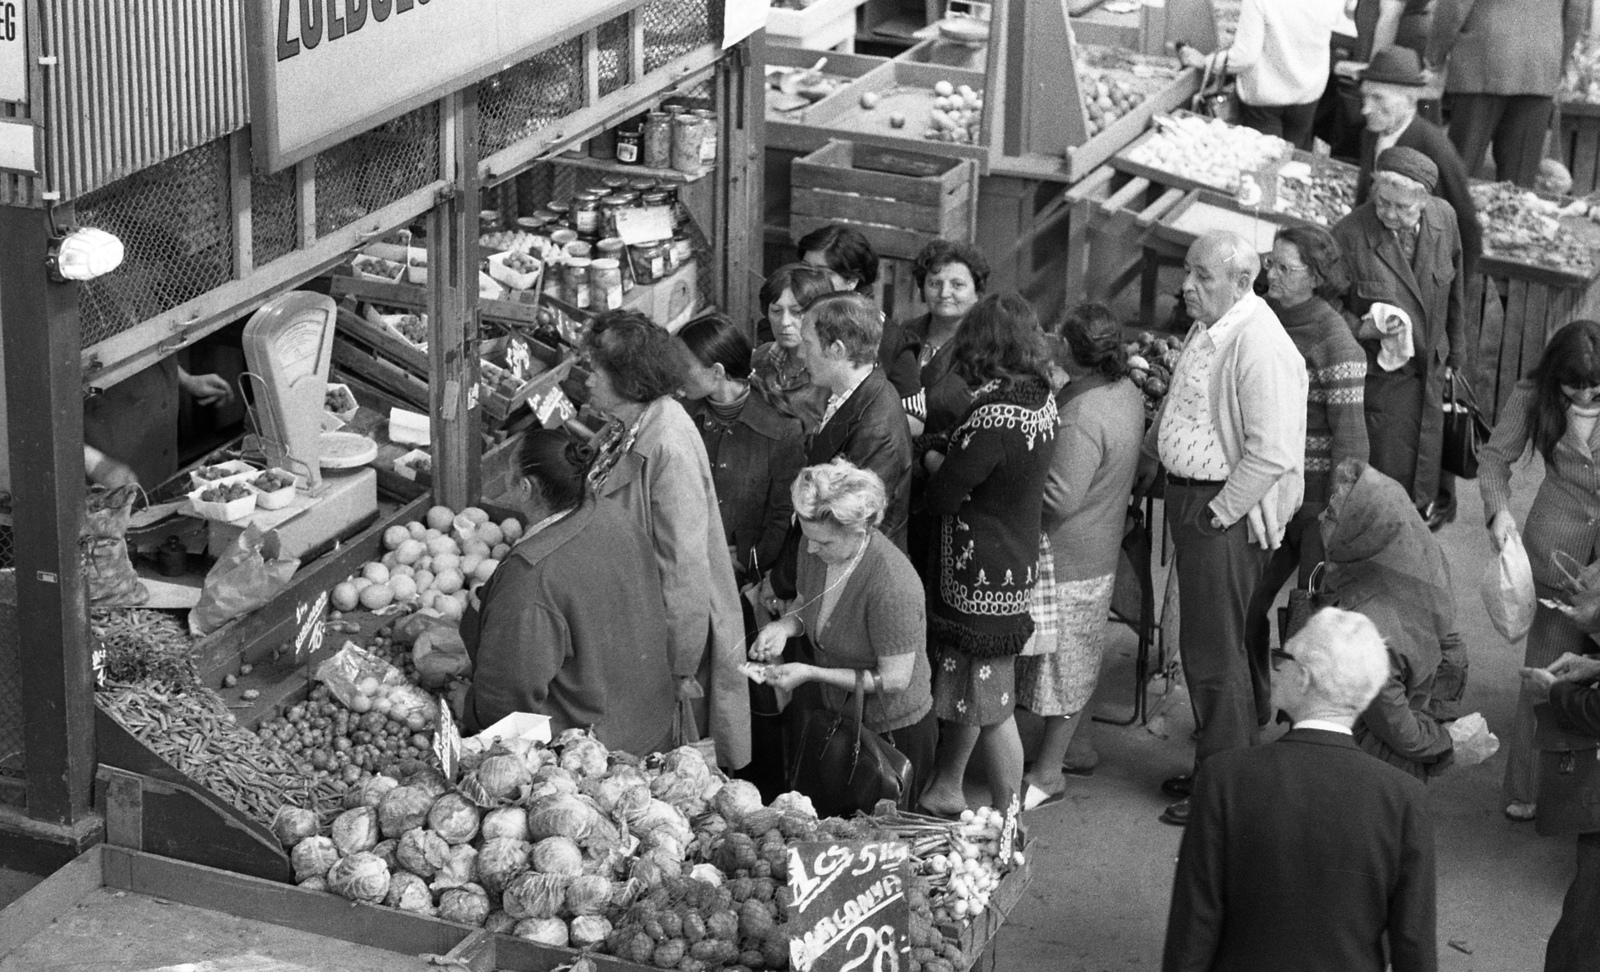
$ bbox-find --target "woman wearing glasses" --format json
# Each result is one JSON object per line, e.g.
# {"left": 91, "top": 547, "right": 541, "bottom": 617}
{"left": 1318, "top": 458, "right": 1455, "bottom": 782}
{"left": 1480, "top": 319, "right": 1600, "bottom": 821}
{"left": 1243, "top": 225, "right": 1370, "bottom": 728}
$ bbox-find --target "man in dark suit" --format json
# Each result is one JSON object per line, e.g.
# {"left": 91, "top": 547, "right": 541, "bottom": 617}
{"left": 799, "top": 290, "right": 913, "bottom": 550}
{"left": 1163, "top": 607, "right": 1438, "bottom": 972}
{"left": 1356, "top": 47, "right": 1480, "bottom": 280}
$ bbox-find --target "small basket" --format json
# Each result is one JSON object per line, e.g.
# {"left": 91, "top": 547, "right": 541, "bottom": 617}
{"left": 393, "top": 449, "right": 432, "bottom": 482}
{"left": 324, "top": 382, "right": 360, "bottom": 424}
{"left": 188, "top": 483, "right": 258, "bottom": 522}
{"left": 251, "top": 470, "right": 299, "bottom": 511}
{"left": 486, "top": 251, "right": 544, "bottom": 292}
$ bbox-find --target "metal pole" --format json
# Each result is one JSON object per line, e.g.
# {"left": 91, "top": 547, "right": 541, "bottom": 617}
{"left": 0, "top": 205, "right": 95, "bottom": 826}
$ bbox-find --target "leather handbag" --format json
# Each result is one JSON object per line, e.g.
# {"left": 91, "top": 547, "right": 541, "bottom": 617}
{"left": 1278, "top": 562, "right": 1327, "bottom": 646}
{"left": 1534, "top": 703, "right": 1600, "bottom": 838}
{"left": 1441, "top": 371, "right": 1491, "bottom": 480}
{"left": 784, "top": 670, "right": 912, "bottom": 819}
{"left": 1191, "top": 53, "right": 1240, "bottom": 124}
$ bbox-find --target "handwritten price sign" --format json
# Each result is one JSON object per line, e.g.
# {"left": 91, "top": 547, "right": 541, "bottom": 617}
{"left": 788, "top": 840, "right": 912, "bottom": 972}
{"left": 433, "top": 695, "right": 462, "bottom": 782}
{"left": 293, "top": 590, "right": 329, "bottom": 658}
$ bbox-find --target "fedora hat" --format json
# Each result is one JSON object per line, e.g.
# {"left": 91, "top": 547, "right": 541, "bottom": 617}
{"left": 1361, "top": 47, "right": 1426, "bottom": 87}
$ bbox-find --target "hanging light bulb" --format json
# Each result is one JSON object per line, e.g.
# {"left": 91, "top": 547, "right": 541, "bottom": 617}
{"left": 46, "top": 227, "right": 124, "bottom": 282}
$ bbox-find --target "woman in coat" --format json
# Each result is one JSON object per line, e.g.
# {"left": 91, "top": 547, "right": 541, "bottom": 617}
{"left": 1480, "top": 319, "right": 1600, "bottom": 821}
{"left": 583, "top": 311, "right": 750, "bottom": 771}
{"left": 1321, "top": 458, "right": 1455, "bottom": 780}
{"left": 1332, "top": 147, "right": 1466, "bottom": 516}
{"left": 677, "top": 312, "right": 806, "bottom": 586}
{"left": 750, "top": 263, "right": 837, "bottom": 434}
{"left": 917, "top": 293, "right": 1058, "bottom": 815}
{"left": 1018, "top": 303, "right": 1145, "bottom": 805}
{"left": 460, "top": 430, "right": 675, "bottom": 754}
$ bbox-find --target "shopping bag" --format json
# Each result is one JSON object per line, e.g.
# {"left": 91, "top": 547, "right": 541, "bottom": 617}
{"left": 82, "top": 484, "right": 149, "bottom": 607}
{"left": 1446, "top": 712, "right": 1499, "bottom": 767}
{"left": 188, "top": 524, "right": 299, "bottom": 635}
{"left": 1481, "top": 531, "right": 1536, "bottom": 643}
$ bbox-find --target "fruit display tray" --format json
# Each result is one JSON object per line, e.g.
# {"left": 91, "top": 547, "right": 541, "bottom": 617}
{"left": 798, "top": 60, "right": 990, "bottom": 167}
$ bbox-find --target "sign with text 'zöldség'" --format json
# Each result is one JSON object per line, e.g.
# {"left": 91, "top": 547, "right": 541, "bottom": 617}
{"left": 787, "top": 840, "right": 912, "bottom": 972}
{"left": 245, "top": 0, "right": 649, "bottom": 172}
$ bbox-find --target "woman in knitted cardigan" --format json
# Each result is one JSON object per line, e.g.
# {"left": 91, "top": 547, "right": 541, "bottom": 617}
{"left": 917, "top": 293, "right": 1059, "bottom": 815}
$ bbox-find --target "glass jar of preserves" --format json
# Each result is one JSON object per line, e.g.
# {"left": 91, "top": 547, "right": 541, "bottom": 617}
{"left": 572, "top": 193, "right": 602, "bottom": 239}
{"left": 628, "top": 177, "right": 658, "bottom": 194}
{"left": 693, "top": 108, "right": 718, "bottom": 166}
{"left": 629, "top": 242, "right": 668, "bottom": 284}
{"left": 616, "top": 125, "right": 642, "bottom": 165}
{"left": 643, "top": 111, "right": 673, "bottom": 169}
{"left": 671, "top": 112, "right": 707, "bottom": 174}
{"left": 599, "top": 198, "right": 630, "bottom": 240}
{"left": 561, "top": 257, "right": 593, "bottom": 309}
{"left": 597, "top": 237, "right": 632, "bottom": 292}
{"left": 589, "top": 258, "right": 624, "bottom": 311}
{"left": 602, "top": 175, "right": 629, "bottom": 192}
{"left": 545, "top": 200, "right": 572, "bottom": 229}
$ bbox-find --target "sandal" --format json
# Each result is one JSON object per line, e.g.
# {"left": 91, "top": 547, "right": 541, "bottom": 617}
{"left": 1504, "top": 801, "right": 1537, "bottom": 822}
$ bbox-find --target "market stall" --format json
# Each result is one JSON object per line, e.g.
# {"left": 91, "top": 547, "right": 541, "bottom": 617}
{"left": 762, "top": 0, "right": 1212, "bottom": 322}
{"left": 0, "top": 0, "right": 759, "bottom": 872}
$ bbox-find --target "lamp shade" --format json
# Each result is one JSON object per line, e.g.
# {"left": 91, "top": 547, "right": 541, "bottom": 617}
{"left": 52, "top": 227, "right": 124, "bottom": 281}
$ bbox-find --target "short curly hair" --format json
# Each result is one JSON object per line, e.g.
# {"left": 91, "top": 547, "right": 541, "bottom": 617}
{"left": 1274, "top": 225, "right": 1351, "bottom": 302}
{"left": 583, "top": 310, "right": 686, "bottom": 404}
{"left": 911, "top": 238, "right": 991, "bottom": 294}
{"left": 791, "top": 458, "right": 887, "bottom": 531}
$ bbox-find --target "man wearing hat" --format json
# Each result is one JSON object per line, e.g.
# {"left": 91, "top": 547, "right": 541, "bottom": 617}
{"left": 1356, "top": 47, "right": 1480, "bottom": 281}
{"left": 1333, "top": 147, "right": 1465, "bottom": 522}
{"left": 1429, "top": 0, "right": 1586, "bottom": 189}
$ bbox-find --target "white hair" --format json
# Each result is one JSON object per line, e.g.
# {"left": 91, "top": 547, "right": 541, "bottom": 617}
{"left": 1373, "top": 170, "right": 1429, "bottom": 200}
{"left": 1286, "top": 608, "right": 1391, "bottom": 715}
{"left": 791, "top": 458, "right": 886, "bottom": 531}
{"left": 1196, "top": 230, "right": 1261, "bottom": 285}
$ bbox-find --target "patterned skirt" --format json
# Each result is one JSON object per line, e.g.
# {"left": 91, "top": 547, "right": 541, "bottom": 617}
{"left": 1015, "top": 573, "right": 1116, "bottom": 717}
{"left": 932, "top": 650, "right": 1017, "bottom": 727}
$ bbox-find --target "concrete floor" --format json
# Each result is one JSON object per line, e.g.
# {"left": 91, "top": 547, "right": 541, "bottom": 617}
{"left": 995, "top": 467, "right": 1574, "bottom": 971}
{"left": 0, "top": 466, "right": 1574, "bottom": 969}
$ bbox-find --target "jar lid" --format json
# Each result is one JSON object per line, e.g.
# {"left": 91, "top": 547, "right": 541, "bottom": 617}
{"left": 598, "top": 237, "right": 626, "bottom": 250}
{"left": 566, "top": 256, "right": 593, "bottom": 268}
{"left": 515, "top": 216, "right": 546, "bottom": 230}
{"left": 591, "top": 258, "right": 621, "bottom": 270}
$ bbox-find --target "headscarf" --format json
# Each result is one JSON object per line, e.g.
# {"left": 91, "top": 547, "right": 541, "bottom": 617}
{"left": 1322, "top": 462, "right": 1453, "bottom": 673}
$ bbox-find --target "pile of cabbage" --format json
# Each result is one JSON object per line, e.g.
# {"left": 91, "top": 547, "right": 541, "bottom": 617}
{"left": 270, "top": 729, "right": 863, "bottom": 971}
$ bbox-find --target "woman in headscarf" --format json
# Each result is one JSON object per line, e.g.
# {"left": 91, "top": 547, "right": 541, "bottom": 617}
{"left": 1320, "top": 458, "right": 1455, "bottom": 780}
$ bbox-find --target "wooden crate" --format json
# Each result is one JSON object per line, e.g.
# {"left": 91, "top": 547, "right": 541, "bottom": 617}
{"left": 1559, "top": 100, "right": 1600, "bottom": 196}
{"left": 798, "top": 59, "right": 989, "bottom": 167}
{"left": 791, "top": 139, "right": 979, "bottom": 259}
{"left": 1467, "top": 269, "right": 1600, "bottom": 423}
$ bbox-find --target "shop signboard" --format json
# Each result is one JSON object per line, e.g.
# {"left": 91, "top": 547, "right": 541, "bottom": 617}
{"left": 0, "top": 0, "right": 26, "bottom": 103}
{"left": 787, "top": 840, "right": 913, "bottom": 972}
{"left": 245, "top": 0, "right": 650, "bottom": 172}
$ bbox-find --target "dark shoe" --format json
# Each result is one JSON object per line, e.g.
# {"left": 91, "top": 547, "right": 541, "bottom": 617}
{"left": 1159, "top": 798, "right": 1191, "bottom": 826}
{"left": 1161, "top": 774, "right": 1193, "bottom": 798}
{"left": 1424, "top": 495, "right": 1457, "bottom": 532}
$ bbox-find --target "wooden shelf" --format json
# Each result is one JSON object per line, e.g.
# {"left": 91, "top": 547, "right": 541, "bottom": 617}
{"left": 547, "top": 154, "right": 710, "bottom": 184}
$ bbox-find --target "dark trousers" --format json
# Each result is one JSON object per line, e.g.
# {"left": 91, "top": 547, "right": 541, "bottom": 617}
{"left": 1243, "top": 506, "right": 1325, "bottom": 725}
{"left": 1445, "top": 93, "right": 1554, "bottom": 188}
{"left": 1547, "top": 831, "right": 1600, "bottom": 972}
{"left": 1166, "top": 481, "right": 1269, "bottom": 765}
{"left": 1239, "top": 100, "right": 1319, "bottom": 150}
{"left": 1366, "top": 368, "right": 1426, "bottom": 508}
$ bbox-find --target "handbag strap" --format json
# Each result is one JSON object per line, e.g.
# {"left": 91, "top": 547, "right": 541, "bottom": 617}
{"left": 1306, "top": 560, "right": 1326, "bottom": 596}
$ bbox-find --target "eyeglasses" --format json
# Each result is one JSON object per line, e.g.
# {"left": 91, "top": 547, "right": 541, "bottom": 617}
{"left": 1263, "top": 258, "right": 1308, "bottom": 275}
{"left": 1270, "top": 648, "right": 1297, "bottom": 671}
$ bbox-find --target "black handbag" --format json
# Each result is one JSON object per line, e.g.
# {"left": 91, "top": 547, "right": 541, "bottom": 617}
{"left": 1441, "top": 371, "right": 1492, "bottom": 480}
{"left": 1534, "top": 703, "right": 1600, "bottom": 838}
{"left": 784, "top": 670, "right": 912, "bottom": 819}
{"left": 1191, "top": 53, "right": 1240, "bottom": 124}
{"left": 1278, "top": 562, "right": 1326, "bottom": 646}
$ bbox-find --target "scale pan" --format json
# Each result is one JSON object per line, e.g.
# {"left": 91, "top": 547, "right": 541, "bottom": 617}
{"left": 318, "top": 431, "right": 379, "bottom": 469}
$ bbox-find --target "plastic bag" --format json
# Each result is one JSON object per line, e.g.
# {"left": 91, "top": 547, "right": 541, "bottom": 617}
{"left": 83, "top": 484, "right": 148, "bottom": 607}
{"left": 189, "top": 524, "right": 298, "bottom": 635}
{"left": 1447, "top": 712, "right": 1500, "bottom": 767}
{"left": 315, "top": 641, "right": 437, "bottom": 727}
{"left": 1481, "top": 532, "right": 1536, "bottom": 643}
{"left": 1551, "top": 550, "right": 1600, "bottom": 633}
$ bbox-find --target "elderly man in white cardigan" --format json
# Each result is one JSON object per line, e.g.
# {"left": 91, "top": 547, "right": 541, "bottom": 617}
{"left": 1138, "top": 230, "right": 1309, "bottom": 827}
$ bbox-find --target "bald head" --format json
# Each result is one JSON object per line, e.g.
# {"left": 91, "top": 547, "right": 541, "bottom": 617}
{"left": 1182, "top": 231, "right": 1258, "bottom": 325}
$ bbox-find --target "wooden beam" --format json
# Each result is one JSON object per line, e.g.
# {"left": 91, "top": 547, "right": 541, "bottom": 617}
{"left": 429, "top": 90, "right": 483, "bottom": 509}
{"left": 0, "top": 206, "right": 95, "bottom": 826}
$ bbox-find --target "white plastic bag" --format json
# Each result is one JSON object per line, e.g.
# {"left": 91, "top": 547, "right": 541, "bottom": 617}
{"left": 1481, "top": 531, "right": 1536, "bottom": 642}
{"left": 1447, "top": 712, "right": 1500, "bottom": 767}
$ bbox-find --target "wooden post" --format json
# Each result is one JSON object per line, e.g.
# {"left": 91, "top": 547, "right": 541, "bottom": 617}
{"left": 718, "top": 36, "right": 763, "bottom": 327}
{"left": 428, "top": 89, "right": 483, "bottom": 510}
{"left": 0, "top": 206, "right": 95, "bottom": 826}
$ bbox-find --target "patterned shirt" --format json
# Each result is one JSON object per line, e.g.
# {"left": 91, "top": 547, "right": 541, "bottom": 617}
{"left": 1157, "top": 318, "right": 1235, "bottom": 481}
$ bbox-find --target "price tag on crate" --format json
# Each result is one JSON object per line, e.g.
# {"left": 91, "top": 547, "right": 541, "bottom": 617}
{"left": 293, "top": 590, "right": 329, "bottom": 658}
{"left": 434, "top": 695, "right": 462, "bottom": 783}
{"left": 787, "top": 839, "right": 912, "bottom": 972}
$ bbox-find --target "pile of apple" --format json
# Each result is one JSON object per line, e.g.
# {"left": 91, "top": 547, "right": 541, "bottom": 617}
{"left": 1080, "top": 72, "right": 1147, "bottom": 137}
{"left": 924, "top": 79, "right": 982, "bottom": 144}
{"left": 330, "top": 505, "right": 525, "bottom": 620}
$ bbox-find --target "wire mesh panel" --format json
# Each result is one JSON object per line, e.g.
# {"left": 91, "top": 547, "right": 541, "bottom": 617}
{"left": 316, "top": 104, "right": 442, "bottom": 237}
{"left": 643, "top": 0, "right": 711, "bottom": 73}
{"left": 596, "top": 15, "right": 633, "bottom": 98}
{"left": 76, "top": 140, "right": 235, "bottom": 349}
{"left": 251, "top": 165, "right": 299, "bottom": 268}
{"left": 479, "top": 40, "right": 586, "bottom": 158}
{"left": 0, "top": 567, "right": 21, "bottom": 780}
